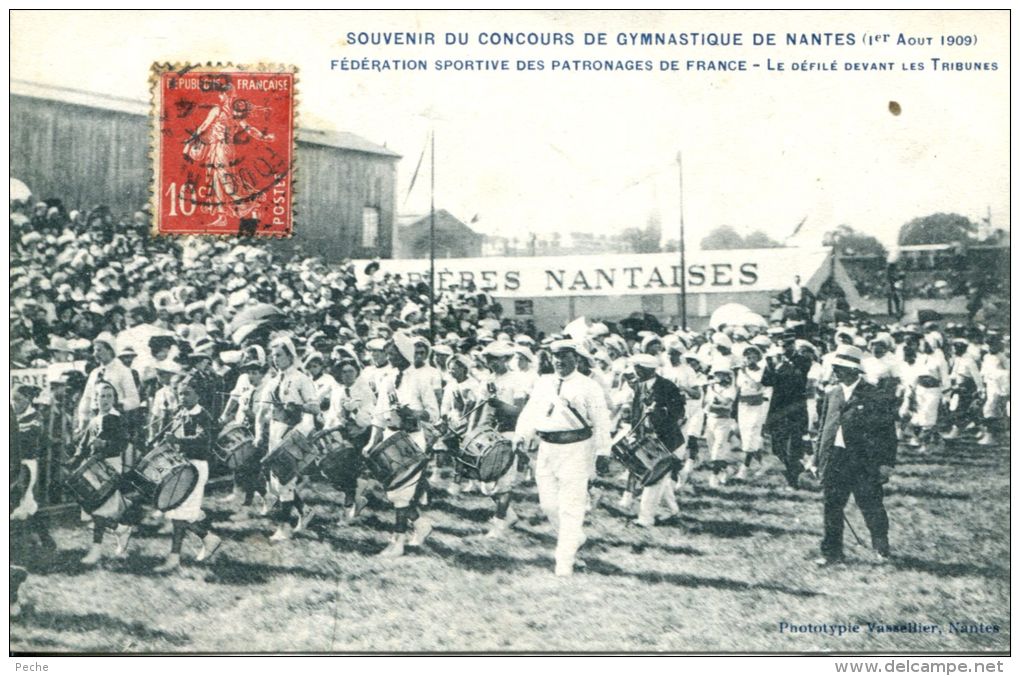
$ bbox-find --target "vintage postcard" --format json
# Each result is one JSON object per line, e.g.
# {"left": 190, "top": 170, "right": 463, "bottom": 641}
{"left": 8, "top": 9, "right": 1010, "bottom": 664}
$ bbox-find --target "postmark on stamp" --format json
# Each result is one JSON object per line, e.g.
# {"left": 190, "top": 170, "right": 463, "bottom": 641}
{"left": 151, "top": 63, "right": 296, "bottom": 237}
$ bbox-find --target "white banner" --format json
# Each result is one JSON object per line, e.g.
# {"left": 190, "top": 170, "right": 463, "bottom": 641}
{"left": 356, "top": 248, "right": 831, "bottom": 298}
{"left": 11, "top": 362, "right": 85, "bottom": 402}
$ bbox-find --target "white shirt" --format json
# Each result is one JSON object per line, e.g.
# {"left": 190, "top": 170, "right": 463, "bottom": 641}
{"left": 361, "top": 362, "right": 394, "bottom": 399}
{"left": 373, "top": 366, "right": 440, "bottom": 430}
{"left": 441, "top": 375, "right": 480, "bottom": 434}
{"left": 269, "top": 366, "right": 317, "bottom": 407}
{"left": 325, "top": 378, "right": 375, "bottom": 429}
{"left": 834, "top": 377, "right": 860, "bottom": 448}
{"left": 514, "top": 370, "right": 611, "bottom": 451}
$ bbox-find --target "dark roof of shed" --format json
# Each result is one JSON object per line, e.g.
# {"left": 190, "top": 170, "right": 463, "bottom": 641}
{"left": 299, "top": 128, "right": 400, "bottom": 158}
{"left": 397, "top": 210, "right": 483, "bottom": 238}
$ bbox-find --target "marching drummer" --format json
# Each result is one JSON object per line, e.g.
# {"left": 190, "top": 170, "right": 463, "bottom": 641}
{"left": 148, "top": 360, "right": 182, "bottom": 445}
{"left": 70, "top": 380, "right": 135, "bottom": 566}
{"left": 439, "top": 353, "right": 481, "bottom": 496}
{"left": 703, "top": 357, "right": 740, "bottom": 488}
{"left": 323, "top": 357, "right": 374, "bottom": 520}
{"left": 305, "top": 350, "right": 340, "bottom": 426}
{"left": 367, "top": 332, "right": 440, "bottom": 558}
{"left": 361, "top": 338, "right": 393, "bottom": 399}
{"left": 154, "top": 375, "right": 222, "bottom": 573}
{"left": 625, "top": 353, "right": 686, "bottom": 528}
{"left": 734, "top": 343, "right": 769, "bottom": 481}
{"left": 265, "top": 335, "right": 319, "bottom": 542}
{"left": 473, "top": 341, "right": 530, "bottom": 538}
{"left": 220, "top": 348, "right": 272, "bottom": 512}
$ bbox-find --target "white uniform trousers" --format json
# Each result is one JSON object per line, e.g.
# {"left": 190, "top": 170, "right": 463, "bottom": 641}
{"left": 535, "top": 438, "right": 595, "bottom": 568}
{"left": 637, "top": 474, "right": 678, "bottom": 526}
{"left": 737, "top": 402, "right": 767, "bottom": 454}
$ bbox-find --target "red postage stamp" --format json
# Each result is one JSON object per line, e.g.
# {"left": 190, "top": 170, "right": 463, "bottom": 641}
{"left": 151, "top": 63, "right": 296, "bottom": 237}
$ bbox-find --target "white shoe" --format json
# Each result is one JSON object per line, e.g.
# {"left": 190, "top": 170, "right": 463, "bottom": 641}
{"left": 379, "top": 534, "right": 406, "bottom": 558}
{"left": 294, "top": 508, "right": 315, "bottom": 534}
{"left": 485, "top": 518, "right": 510, "bottom": 539}
{"left": 80, "top": 509, "right": 93, "bottom": 523}
{"left": 735, "top": 465, "right": 749, "bottom": 481}
{"left": 977, "top": 432, "right": 995, "bottom": 446}
{"left": 446, "top": 482, "right": 462, "bottom": 497}
{"left": 617, "top": 492, "right": 635, "bottom": 511}
{"left": 257, "top": 495, "right": 275, "bottom": 516}
{"left": 554, "top": 556, "right": 585, "bottom": 576}
{"left": 346, "top": 495, "right": 368, "bottom": 519}
{"left": 504, "top": 506, "right": 519, "bottom": 528}
{"left": 635, "top": 517, "right": 655, "bottom": 528}
{"left": 942, "top": 426, "right": 960, "bottom": 440}
{"left": 196, "top": 533, "right": 222, "bottom": 562}
{"left": 114, "top": 525, "right": 134, "bottom": 556}
{"left": 269, "top": 524, "right": 292, "bottom": 542}
{"left": 80, "top": 544, "right": 103, "bottom": 566}
{"left": 408, "top": 517, "right": 433, "bottom": 547}
{"left": 153, "top": 553, "right": 180, "bottom": 573}
{"left": 709, "top": 474, "right": 721, "bottom": 488}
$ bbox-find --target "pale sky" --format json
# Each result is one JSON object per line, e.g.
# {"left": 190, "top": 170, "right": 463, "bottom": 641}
{"left": 11, "top": 10, "right": 1010, "bottom": 249}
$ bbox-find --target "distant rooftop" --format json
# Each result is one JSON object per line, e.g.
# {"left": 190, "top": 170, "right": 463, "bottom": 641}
{"left": 11, "top": 79, "right": 400, "bottom": 159}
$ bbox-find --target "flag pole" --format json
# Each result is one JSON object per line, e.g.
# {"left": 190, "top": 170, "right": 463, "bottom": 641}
{"left": 429, "top": 130, "right": 436, "bottom": 342}
{"left": 676, "top": 151, "right": 687, "bottom": 331}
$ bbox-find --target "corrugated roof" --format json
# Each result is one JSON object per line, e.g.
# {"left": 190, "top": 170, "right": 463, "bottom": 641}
{"left": 11, "top": 79, "right": 149, "bottom": 116}
{"left": 11, "top": 79, "right": 400, "bottom": 158}
{"left": 298, "top": 128, "right": 400, "bottom": 158}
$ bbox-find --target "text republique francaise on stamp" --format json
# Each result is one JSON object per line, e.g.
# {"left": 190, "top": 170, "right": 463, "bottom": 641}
{"left": 151, "top": 63, "right": 296, "bottom": 237}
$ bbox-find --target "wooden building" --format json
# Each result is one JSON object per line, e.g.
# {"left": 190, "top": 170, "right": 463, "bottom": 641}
{"left": 10, "top": 80, "right": 399, "bottom": 261}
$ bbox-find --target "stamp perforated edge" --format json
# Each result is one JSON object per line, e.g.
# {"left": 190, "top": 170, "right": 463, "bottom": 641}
{"left": 148, "top": 62, "right": 300, "bottom": 239}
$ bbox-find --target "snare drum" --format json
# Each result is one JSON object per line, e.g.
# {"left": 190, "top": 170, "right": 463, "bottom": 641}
{"left": 364, "top": 431, "right": 428, "bottom": 490}
{"left": 130, "top": 444, "right": 199, "bottom": 511}
{"left": 611, "top": 433, "right": 674, "bottom": 487}
{"left": 65, "top": 456, "right": 121, "bottom": 513}
{"left": 312, "top": 429, "right": 353, "bottom": 480}
{"left": 215, "top": 424, "right": 261, "bottom": 470}
{"left": 457, "top": 427, "right": 515, "bottom": 483}
{"left": 263, "top": 429, "right": 325, "bottom": 484}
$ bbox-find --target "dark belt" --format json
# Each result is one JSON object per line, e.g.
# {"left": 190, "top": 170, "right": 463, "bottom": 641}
{"left": 537, "top": 429, "right": 592, "bottom": 445}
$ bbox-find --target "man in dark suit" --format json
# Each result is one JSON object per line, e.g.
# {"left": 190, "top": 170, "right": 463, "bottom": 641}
{"left": 812, "top": 345, "right": 897, "bottom": 566}
{"left": 762, "top": 330, "right": 813, "bottom": 489}
{"left": 625, "top": 354, "right": 686, "bottom": 527}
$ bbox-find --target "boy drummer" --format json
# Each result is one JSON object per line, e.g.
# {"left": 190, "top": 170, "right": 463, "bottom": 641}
{"left": 154, "top": 376, "right": 222, "bottom": 573}
{"left": 473, "top": 341, "right": 529, "bottom": 538}
{"left": 366, "top": 333, "right": 440, "bottom": 558}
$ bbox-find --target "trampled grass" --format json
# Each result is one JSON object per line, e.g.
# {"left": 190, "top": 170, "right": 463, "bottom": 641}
{"left": 10, "top": 440, "right": 1009, "bottom": 654}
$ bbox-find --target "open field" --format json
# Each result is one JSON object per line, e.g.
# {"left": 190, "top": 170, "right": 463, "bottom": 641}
{"left": 10, "top": 439, "right": 1009, "bottom": 654}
